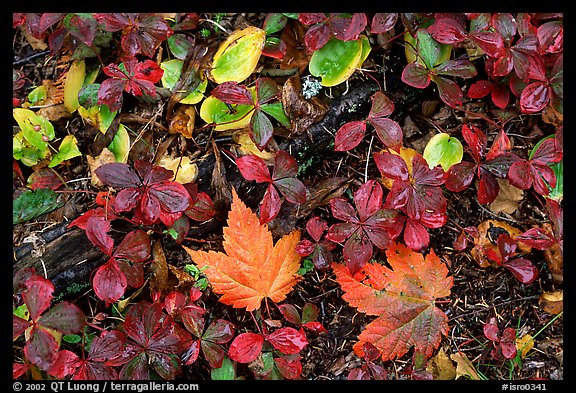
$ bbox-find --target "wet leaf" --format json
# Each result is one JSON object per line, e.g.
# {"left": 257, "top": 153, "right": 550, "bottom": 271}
{"left": 228, "top": 332, "right": 264, "bottom": 363}
{"left": 210, "top": 26, "right": 266, "bottom": 84}
{"left": 488, "top": 179, "right": 524, "bottom": 214}
{"left": 13, "top": 188, "right": 63, "bottom": 225}
{"left": 183, "top": 189, "right": 301, "bottom": 311}
{"left": 450, "top": 352, "right": 481, "bottom": 380}
{"left": 334, "top": 242, "right": 453, "bottom": 361}
{"left": 63, "top": 59, "right": 85, "bottom": 113}
{"left": 49, "top": 134, "right": 81, "bottom": 168}
{"left": 281, "top": 75, "right": 328, "bottom": 133}
{"left": 423, "top": 132, "right": 463, "bottom": 171}
{"left": 538, "top": 290, "right": 563, "bottom": 314}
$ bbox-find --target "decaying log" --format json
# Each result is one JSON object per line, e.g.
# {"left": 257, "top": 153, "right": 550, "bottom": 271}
{"left": 13, "top": 81, "right": 379, "bottom": 295}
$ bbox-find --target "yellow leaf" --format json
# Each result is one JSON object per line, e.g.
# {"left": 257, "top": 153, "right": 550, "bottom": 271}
{"left": 450, "top": 352, "right": 481, "bottom": 380}
{"left": 157, "top": 154, "right": 198, "bottom": 184}
{"left": 182, "top": 188, "right": 301, "bottom": 311}
{"left": 64, "top": 60, "right": 85, "bottom": 113}
{"left": 516, "top": 334, "right": 535, "bottom": 359}
{"left": 426, "top": 348, "right": 457, "bottom": 380}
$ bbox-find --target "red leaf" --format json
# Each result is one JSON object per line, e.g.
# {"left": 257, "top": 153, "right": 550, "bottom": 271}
{"left": 148, "top": 181, "right": 191, "bottom": 213}
{"left": 371, "top": 117, "right": 403, "bottom": 152}
{"left": 401, "top": 63, "right": 430, "bottom": 89}
{"left": 403, "top": 218, "right": 430, "bottom": 251}
{"left": 537, "top": 21, "right": 563, "bottom": 54}
{"left": 180, "top": 305, "right": 206, "bottom": 338}
{"left": 516, "top": 228, "right": 555, "bottom": 250}
{"left": 95, "top": 163, "right": 141, "bottom": 189}
{"left": 520, "top": 82, "right": 549, "bottom": 113}
{"left": 467, "top": 80, "right": 493, "bottom": 98}
{"left": 272, "top": 150, "right": 299, "bottom": 180}
{"left": 434, "top": 76, "right": 463, "bottom": 108}
{"left": 93, "top": 259, "right": 127, "bottom": 305}
{"left": 266, "top": 327, "right": 308, "bottom": 354}
{"left": 477, "top": 170, "right": 500, "bottom": 205}
{"left": 47, "top": 350, "right": 80, "bottom": 378}
{"left": 259, "top": 184, "right": 282, "bottom": 224}
{"left": 306, "top": 216, "right": 328, "bottom": 243}
{"left": 371, "top": 13, "right": 398, "bottom": 34}
{"left": 334, "top": 120, "right": 366, "bottom": 152}
{"left": 471, "top": 31, "right": 505, "bottom": 57}
{"left": 274, "top": 178, "right": 306, "bottom": 204}
{"left": 504, "top": 258, "right": 539, "bottom": 284}
{"left": 85, "top": 215, "right": 114, "bottom": 256}
{"left": 343, "top": 230, "right": 373, "bottom": 275}
{"left": 278, "top": 304, "right": 302, "bottom": 325}
{"left": 274, "top": 357, "right": 303, "bottom": 379}
{"left": 202, "top": 319, "right": 235, "bottom": 345}
{"left": 483, "top": 318, "right": 500, "bottom": 341}
{"left": 201, "top": 341, "right": 226, "bottom": 369}
{"left": 13, "top": 315, "right": 31, "bottom": 340}
{"left": 256, "top": 78, "right": 281, "bottom": 105}
{"left": 38, "top": 302, "right": 85, "bottom": 334}
{"left": 236, "top": 155, "right": 272, "bottom": 183}
{"left": 23, "top": 275, "right": 54, "bottom": 321}
{"left": 117, "top": 259, "right": 144, "bottom": 289}
{"left": 427, "top": 17, "right": 467, "bottom": 44}
{"left": 24, "top": 328, "right": 59, "bottom": 371}
{"left": 113, "top": 230, "right": 151, "bottom": 262}
{"left": 163, "top": 291, "right": 187, "bottom": 316}
{"left": 303, "top": 23, "right": 331, "bottom": 52}
{"left": 302, "top": 321, "right": 328, "bottom": 334}
{"left": 435, "top": 59, "right": 478, "bottom": 78}
{"left": 185, "top": 191, "right": 215, "bottom": 222}
{"left": 354, "top": 180, "right": 383, "bottom": 221}
{"left": 228, "top": 332, "right": 264, "bottom": 363}
{"left": 373, "top": 151, "right": 409, "bottom": 182}
{"left": 89, "top": 330, "right": 126, "bottom": 362}
{"left": 211, "top": 82, "right": 254, "bottom": 105}
{"left": 334, "top": 13, "right": 367, "bottom": 41}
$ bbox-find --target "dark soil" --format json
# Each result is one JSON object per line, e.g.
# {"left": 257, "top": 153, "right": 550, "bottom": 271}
{"left": 12, "top": 13, "right": 563, "bottom": 382}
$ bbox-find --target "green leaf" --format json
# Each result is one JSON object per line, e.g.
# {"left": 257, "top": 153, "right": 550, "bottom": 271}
{"left": 547, "top": 159, "right": 563, "bottom": 201}
{"left": 260, "top": 102, "right": 291, "bottom": 127}
{"left": 423, "top": 132, "right": 463, "bottom": 171}
{"left": 160, "top": 59, "right": 184, "bottom": 90}
{"left": 78, "top": 83, "right": 100, "bottom": 107}
{"left": 13, "top": 188, "right": 64, "bottom": 225}
{"left": 167, "top": 33, "right": 192, "bottom": 60}
{"left": 309, "top": 36, "right": 371, "bottom": 87}
{"left": 13, "top": 108, "right": 55, "bottom": 148}
{"left": 199, "top": 94, "right": 254, "bottom": 131}
{"left": 63, "top": 334, "right": 82, "bottom": 344}
{"left": 108, "top": 124, "right": 131, "bottom": 163}
{"left": 13, "top": 304, "right": 29, "bottom": 320}
{"left": 263, "top": 14, "right": 288, "bottom": 35}
{"left": 49, "top": 135, "right": 82, "bottom": 168}
{"left": 27, "top": 85, "right": 47, "bottom": 104}
{"left": 417, "top": 29, "right": 442, "bottom": 69}
{"left": 211, "top": 356, "right": 236, "bottom": 380}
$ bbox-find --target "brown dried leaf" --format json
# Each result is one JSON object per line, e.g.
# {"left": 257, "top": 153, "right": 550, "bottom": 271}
{"left": 278, "top": 19, "right": 310, "bottom": 73}
{"left": 543, "top": 231, "right": 563, "bottom": 283}
{"left": 488, "top": 179, "right": 524, "bottom": 214}
{"left": 149, "top": 240, "right": 170, "bottom": 296}
{"left": 168, "top": 105, "right": 196, "bottom": 138}
{"left": 87, "top": 148, "right": 117, "bottom": 188}
{"left": 538, "top": 290, "right": 563, "bottom": 315}
{"left": 281, "top": 75, "right": 328, "bottom": 134}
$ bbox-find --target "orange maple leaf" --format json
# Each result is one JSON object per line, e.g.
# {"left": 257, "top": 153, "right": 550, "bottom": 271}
{"left": 182, "top": 188, "right": 302, "bottom": 312}
{"left": 333, "top": 241, "right": 453, "bottom": 361}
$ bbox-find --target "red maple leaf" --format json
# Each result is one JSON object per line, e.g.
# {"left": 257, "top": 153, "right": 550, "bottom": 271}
{"left": 97, "top": 59, "right": 164, "bottom": 112}
{"left": 236, "top": 150, "right": 306, "bottom": 224}
{"left": 95, "top": 160, "right": 190, "bottom": 226}
{"left": 325, "top": 180, "right": 397, "bottom": 275}
{"left": 333, "top": 242, "right": 453, "bottom": 361}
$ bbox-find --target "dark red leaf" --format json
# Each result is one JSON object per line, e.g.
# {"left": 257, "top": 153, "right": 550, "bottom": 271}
{"left": 202, "top": 319, "right": 235, "bottom": 344}
{"left": 303, "top": 23, "right": 331, "bottom": 52}
{"left": 13, "top": 315, "right": 31, "bottom": 340}
{"left": 412, "top": 154, "right": 446, "bottom": 186}
{"left": 236, "top": 155, "right": 272, "bottom": 183}
{"left": 47, "top": 350, "right": 80, "bottom": 379}
{"left": 334, "top": 120, "right": 367, "bottom": 152}
{"left": 274, "top": 177, "right": 306, "bottom": 204}
{"left": 373, "top": 151, "right": 409, "bottom": 182}
{"left": 325, "top": 222, "right": 358, "bottom": 244}
{"left": 371, "top": 13, "right": 398, "bottom": 34}
{"left": 306, "top": 216, "right": 328, "bottom": 243}
{"left": 89, "top": 330, "right": 126, "bottom": 362}
{"left": 180, "top": 305, "right": 206, "bottom": 338}
{"left": 228, "top": 332, "right": 264, "bottom": 363}
{"left": 38, "top": 302, "right": 85, "bottom": 334}
{"left": 259, "top": 184, "right": 282, "bottom": 224}
{"left": 298, "top": 13, "right": 327, "bottom": 25}
{"left": 334, "top": 13, "right": 367, "bottom": 41}
{"left": 163, "top": 291, "right": 187, "bottom": 316}
{"left": 95, "top": 162, "right": 142, "bottom": 189}
{"left": 302, "top": 321, "right": 328, "bottom": 334}
{"left": 434, "top": 76, "right": 463, "bottom": 108}
{"left": 114, "top": 188, "right": 141, "bottom": 213}
{"left": 483, "top": 317, "right": 500, "bottom": 341}
{"left": 200, "top": 341, "right": 226, "bottom": 369}
{"left": 272, "top": 150, "right": 299, "bottom": 180}
{"left": 148, "top": 182, "right": 191, "bottom": 214}
{"left": 183, "top": 339, "right": 201, "bottom": 366}
{"left": 537, "top": 21, "right": 563, "bottom": 54}
{"left": 520, "top": 82, "right": 549, "bottom": 113}
{"left": 504, "top": 258, "right": 539, "bottom": 284}
{"left": 278, "top": 304, "right": 302, "bottom": 325}
{"left": 427, "top": 17, "right": 467, "bottom": 44}
{"left": 401, "top": 62, "right": 431, "bottom": 89}
{"left": 354, "top": 180, "right": 383, "bottom": 222}
{"left": 445, "top": 162, "right": 477, "bottom": 192}
{"left": 507, "top": 161, "right": 532, "bottom": 190}
{"left": 477, "top": 170, "right": 500, "bottom": 204}
{"left": 23, "top": 275, "right": 54, "bottom": 321}
{"left": 85, "top": 215, "right": 114, "bottom": 256}
{"left": 435, "top": 59, "right": 477, "bottom": 78}
{"left": 73, "top": 361, "right": 118, "bottom": 380}
{"left": 471, "top": 31, "right": 505, "bottom": 57}
{"left": 461, "top": 124, "right": 487, "bottom": 162}
{"left": 516, "top": 228, "right": 555, "bottom": 250}
{"left": 211, "top": 82, "right": 254, "bottom": 105}
{"left": 329, "top": 198, "right": 359, "bottom": 224}
{"left": 93, "top": 259, "right": 127, "bottom": 306}
{"left": 251, "top": 109, "right": 274, "bottom": 148}
{"left": 403, "top": 218, "right": 430, "bottom": 251}
{"left": 113, "top": 230, "right": 150, "bottom": 262}
{"left": 117, "top": 259, "right": 144, "bottom": 289}
{"left": 295, "top": 239, "right": 315, "bottom": 257}
{"left": 274, "top": 357, "right": 303, "bottom": 379}
{"left": 24, "top": 328, "right": 59, "bottom": 371}
{"left": 467, "top": 80, "right": 493, "bottom": 98}
{"left": 266, "top": 327, "right": 308, "bottom": 354}
{"left": 371, "top": 117, "right": 403, "bottom": 152}
{"left": 185, "top": 191, "right": 215, "bottom": 222}
{"left": 256, "top": 78, "right": 281, "bottom": 105}
{"left": 343, "top": 230, "right": 373, "bottom": 275}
